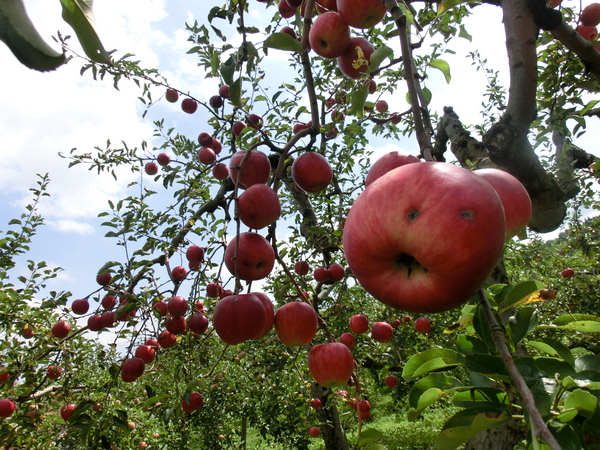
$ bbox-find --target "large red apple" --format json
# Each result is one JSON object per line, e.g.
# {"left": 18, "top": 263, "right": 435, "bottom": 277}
{"left": 581, "top": 3, "right": 600, "bottom": 27}
{"left": 252, "top": 292, "right": 275, "bottom": 339}
{"left": 337, "top": 0, "right": 387, "bottom": 28}
{"left": 371, "top": 322, "right": 393, "bottom": 343}
{"left": 337, "top": 37, "right": 375, "bottom": 79}
{"left": 71, "top": 299, "right": 90, "bottom": 315}
{"left": 213, "top": 293, "right": 267, "bottom": 345}
{"left": 157, "top": 330, "right": 177, "bottom": 348}
{"left": 274, "top": 302, "right": 319, "bottom": 346}
{"left": 88, "top": 315, "right": 103, "bottom": 331}
{"left": 0, "top": 399, "right": 15, "bottom": 418}
{"left": 188, "top": 313, "right": 209, "bottom": 335}
{"left": 237, "top": 184, "right": 281, "bottom": 229}
{"left": 165, "top": 316, "right": 187, "bottom": 335}
{"left": 343, "top": 162, "right": 505, "bottom": 313}
{"left": 167, "top": 296, "right": 188, "bottom": 318}
{"left": 121, "top": 358, "right": 145, "bottom": 380}
{"left": 135, "top": 345, "right": 156, "bottom": 364}
{"left": 474, "top": 168, "right": 532, "bottom": 240}
{"left": 291, "top": 152, "right": 332, "bottom": 193}
{"left": 185, "top": 245, "right": 204, "bottom": 263}
{"left": 224, "top": 232, "right": 275, "bottom": 281}
{"left": 365, "top": 151, "right": 420, "bottom": 187}
{"left": 308, "top": 12, "right": 351, "bottom": 59}
{"left": 349, "top": 314, "right": 369, "bottom": 334}
{"left": 51, "top": 320, "right": 71, "bottom": 339}
{"left": 307, "top": 342, "right": 354, "bottom": 388}
{"left": 229, "top": 150, "right": 271, "bottom": 189}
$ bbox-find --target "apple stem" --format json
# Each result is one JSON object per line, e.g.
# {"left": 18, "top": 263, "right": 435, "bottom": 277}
{"left": 477, "top": 289, "right": 561, "bottom": 450}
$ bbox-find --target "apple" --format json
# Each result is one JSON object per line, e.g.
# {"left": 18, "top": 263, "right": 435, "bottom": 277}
{"left": 210, "top": 95, "right": 223, "bottom": 109}
{"left": 337, "top": 0, "right": 387, "bottom": 28}
{"left": 224, "top": 232, "right": 275, "bottom": 281}
{"left": 206, "top": 282, "right": 223, "bottom": 298}
{"left": 145, "top": 162, "right": 158, "bottom": 175}
{"left": 152, "top": 300, "right": 168, "bottom": 316}
{"left": 349, "top": 314, "right": 369, "bottom": 334}
{"left": 51, "top": 320, "right": 71, "bottom": 339}
{"left": 60, "top": 403, "right": 77, "bottom": 421}
{"left": 274, "top": 301, "right": 319, "bottom": 346}
{"left": 328, "top": 263, "right": 345, "bottom": 282}
{"left": 280, "top": 26, "right": 297, "bottom": 39}
{"left": 295, "top": 261, "right": 309, "bottom": 275}
{"left": 247, "top": 113, "right": 263, "bottom": 129}
{"left": 360, "top": 411, "right": 371, "bottom": 421}
{"left": 474, "top": 168, "right": 532, "bottom": 240}
{"left": 88, "top": 315, "right": 103, "bottom": 331}
{"left": 294, "top": 122, "right": 310, "bottom": 134}
{"left": 229, "top": 150, "right": 271, "bottom": 189}
{"left": 158, "top": 330, "right": 177, "bottom": 348}
{"left": 308, "top": 342, "right": 354, "bottom": 388}
{"left": 343, "top": 162, "right": 505, "bottom": 313}
{"left": 139, "top": 442, "right": 147, "bottom": 450}
{"left": 331, "top": 110, "right": 345, "bottom": 123}
{"left": 313, "top": 267, "right": 330, "bottom": 282}
{"left": 365, "top": 79, "right": 377, "bottom": 94}
{"left": 233, "top": 120, "right": 247, "bottom": 136}
{"left": 198, "top": 147, "right": 216, "bottom": 165}
{"left": 167, "top": 296, "right": 188, "bottom": 317}
{"left": 414, "top": 317, "right": 431, "bottom": 334}
{"left": 371, "top": 322, "right": 393, "bottom": 343}
{"left": 581, "top": 3, "right": 600, "bottom": 27}
{"left": 561, "top": 268, "right": 575, "bottom": 278}
{"left": 385, "top": 375, "right": 398, "bottom": 388}
{"left": 165, "top": 316, "right": 187, "bottom": 335}
{"left": 101, "top": 295, "right": 116, "bottom": 310}
{"left": 213, "top": 293, "right": 267, "bottom": 345}
{"left": 339, "top": 332, "right": 356, "bottom": 350}
{"left": 185, "top": 245, "right": 204, "bottom": 263}
{"left": 145, "top": 338, "right": 158, "bottom": 348}
{"left": 122, "top": 358, "right": 145, "bottom": 380}
{"left": 212, "top": 163, "right": 230, "bottom": 180}
{"left": 392, "top": 319, "right": 400, "bottom": 328}
{"left": 156, "top": 153, "right": 170, "bottom": 166}
{"left": 291, "top": 152, "right": 332, "bottom": 193}
{"left": 71, "top": 299, "right": 89, "bottom": 315}
{"left": 278, "top": 0, "right": 296, "bottom": 18}
{"left": 358, "top": 400, "right": 371, "bottom": 413}
{"left": 181, "top": 392, "right": 203, "bottom": 412}
{"left": 96, "top": 272, "right": 112, "bottom": 286}
{"left": 251, "top": 292, "right": 275, "bottom": 339}
{"left": 337, "top": 37, "right": 375, "bottom": 79}
{"left": 135, "top": 345, "right": 156, "bottom": 364}
{"left": 101, "top": 311, "right": 116, "bottom": 328}
{"left": 309, "top": 426, "right": 321, "bottom": 438}
{"left": 308, "top": 12, "right": 351, "bottom": 59}
{"left": 21, "top": 327, "right": 34, "bottom": 338}
{"left": 403, "top": 315, "right": 411, "bottom": 323}
{"left": 188, "top": 313, "right": 209, "bottom": 335}
{"left": 365, "top": 151, "right": 420, "bottom": 187}
{"left": 198, "top": 132, "right": 213, "bottom": 147}
{"left": 171, "top": 266, "right": 188, "bottom": 282}
{"left": 210, "top": 138, "right": 222, "bottom": 154}
{"left": 47, "top": 365, "right": 63, "bottom": 380}
{"left": 539, "top": 289, "right": 557, "bottom": 300}
{"left": 375, "top": 100, "right": 388, "bottom": 113}
{"left": 237, "top": 184, "right": 281, "bottom": 229}
{"left": 577, "top": 24, "right": 598, "bottom": 40}
{"left": 0, "top": 368, "right": 9, "bottom": 384}
{"left": 165, "top": 89, "right": 179, "bottom": 103}
{"left": 181, "top": 98, "right": 198, "bottom": 114}
{"left": 547, "top": 0, "right": 562, "bottom": 7}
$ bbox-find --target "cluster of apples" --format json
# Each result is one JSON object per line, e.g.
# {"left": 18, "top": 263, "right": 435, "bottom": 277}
{"left": 576, "top": 3, "right": 600, "bottom": 42}
{"left": 343, "top": 152, "right": 533, "bottom": 314}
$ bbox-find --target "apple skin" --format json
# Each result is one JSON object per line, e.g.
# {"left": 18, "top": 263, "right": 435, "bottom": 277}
{"left": 188, "top": 313, "right": 209, "bottom": 335}
{"left": 251, "top": 292, "right": 275, "bottom": 339}
{"left": 186, "top": 245, "right": 205, "bottom": 263}
{"left": 153, "top": 300, "right": 168, "bottom": 316}
{"left": 171, "top": 266, "right": 188, "bottom": 282}
{"left": 219, "top": 85, "right": 230, "bottom": 99}
{"left": 229, "top": 150, "right": 272, "bottom": 189}
{"left": 247, "top": 114, "right": 263, "bottom": 129}
{"left": 101, "top": 311, "right": 116, "bottom": 328}
{"left": 158, "top": 330, "right": 177, "bottom": 348}
{"left": 145, "top": 162, "right": 158, "bottom": 175}
{"left": 0, "top": 399, "right": 15, "bottom": 418}
{"left": 561, "top": 268, "right": 575, "bottom": 278}
{"left": 307, "top": 342, "right": 354, "bottom": 388}
{"left": 102, "top": 295, "right": 117, "bottom": 310}
{"left": 198, "top": 147, "right": 216, "bottom": 165}
{"left": 337, "top": 0, "right": 387, "bottom": 28}
{"left": 233, "top": 120, "right": 247, "bottom": 137}
{"left": 291, "top": 152, "right": 333, "bottom": 193}
{"left": 135, "top": 345, "right": 156, "bottom": 364}
{"left": 343, "top": 162, "right": 506, "bottom": 313}
{"left": 61, "top": 403, "right": 77, "bottom": 421}
{"left": 71, "top": 299, "right": 89, "bottom": 315}
{"left": 238, "top": 184, "right": 281, "bottom": 229}
{"left": 415, "top": 317, "right": 431, "bottom": 334}
{"left": 157, "top": 152, "right": 170, "bottom": 166}
{"left": 274, "top": 301, "right": 319, "bottom": 346}
{"left": 47, "top": 365, "right": 63, "bottom": 380}
{"left": 314, "top": 267, "right": 330, "bottom": 282}
{"left": 210, "top": 95, "right": 223, "bottom": 109}
{"left": 224, "top": 232, "right": 275, "bottom": 281}
{"left": 165, "top": 89, "right": 179, "bottom": 103}
{"left": 474, "top": 168, "right": 532, "bottom": 240}
{"left": 337, "top": 37, "right": 375, "bottom": 79}
{"left": 577, "top": 24, "right": 598, "bottom": 40}
{"left": 278, "top": 0, "right": 296, "bottom": 18}
{"left": 371, "top": 322, "right": 394, "bottom": 343}
{"left": 181, "top": 98, "right": 198, "bottom": 114}
{"left": 206, "top": 282, "right": 223, "bottom": 298}
{"left": 51, "top": 320, "right": 71, "bottom": 339}
{"left": 213, "top": 293, "right": 267, "bottom": 345}
{"left": 88, "top": 315, "right": 103, "bottom": 331}
{"left": 308, "top": 12, "right": 351, "bottom": 59}
{"left": 96, "top": 272, "right": 112, "bottom": 286}
{"left": 339, "top": 332, "right": 356, "bottom": 350}
{"left": 0, "top": 368, "right": 9, "bottom": 384}
{"left": 385, "top": 375, "right": 398, "bottom": 388}
{"left": 181, "top": 392, "right": 203, "bottom": 412}
{"left": 365, "top": 151, "right": 420, "bottom": 187}
{"left": 167, "top": 296, "right": 188, "bottom": 318}
{"left": 581, "top": 3, "right": 600, "bottom": 27}
{"left": 328, "top": 263, "right": 345, "bottom": 282}
{"left": 212, "top": 163, "right": 230, "bottom": 180}
{"left": 375, "top": 100, "right": 388, "bottom": 112}
{"left": 165, "top": 316, "right": 187, "bottom": 335}
{"left": 121, "top": 358, "right": 145, "bottom": 380}
{"left": 349, "top": 314, "right": 369, "bottom": 334}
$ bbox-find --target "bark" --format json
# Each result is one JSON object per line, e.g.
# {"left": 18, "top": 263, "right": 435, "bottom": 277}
{"left": 311, "top": 384, "right": 349, "bottom": 450}
{"left": 464, "top": 415, "right": 527, "bottom": 450}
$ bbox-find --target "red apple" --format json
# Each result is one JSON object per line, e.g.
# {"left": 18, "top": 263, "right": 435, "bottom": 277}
{"left": 185, "top": 245, "right": 204, "bottom": 263}
{"left": 206, "top": 282, "right": 223, "bottom": 298}
{"left": 561, "top": 268, "right": 575, "bottom": 278}
{"left": 188, "top": 313, "right": 209, "bottom": 335}
{"left": 198, "top": 132, "right": 213, "bottom": 147}
{"left": 349, "top": 314, "right": 369, "bottom": 334}
{"left": 181, "top": 98, "right": 198, "bottom": 114}
{"left": 295, "top": 261, "right": 309, "bottom": 275}
{"left": 403, "top": 315, "right": 411, "bottom": 323}
{"left": 145, "top": 338, "right": 158, "bottom": 348}
{"left": 291, "top": 152, "right": 332, "bottom": 193}
{"left": 274, "top": 302, "right": 318, "bottom": 346}
{"left": 238, "top": 184, "right": 281, "bottom": 229}
{"left": 313, "top": 267, "right": 330, "bottom": 282}
{"left": 307, "top": 342, "right": 354, "bottom": 388}
{"left": 224, "top": 232, "right": 275, "bottom": 281}
{"left": 0, "top": 399, "right": 14, "bottom": 418}
{"left": 252, "top": 292, "right": 275, "bottom": 339}
{"left": 153, "top": 300, "right": 168, "bottom": 316}
{"left": 219, "top": 85, "right": 230, "bottom": 99}
{"left": 280, "top": 26, "right": 297, "bottom": 39}
{"left": 337, "top": 37, "right": 375, "bottom": 79}
{"left": 102, "top": 295, "right": 117, "bottom": 310}
{"left": 309, "top": 426, "right": 321, "bottom": 437}
{"left": 71, "top": 299, "right": 89, "bottom": 315}
{"left": 375, "top": 100, "right": 388, "bottom": 112}
{"left": 47, "top": 365, "right": 63, "bottom": 380}
{"left": 96, "top": 272, "right": 112, "bottom": 286}
{"left": 198, "top": 147, "right": 216, "bottom": 165}
{"left": 210, "top": 138, "right": 222, "bottom": 154}
{"left": 171, "top": 266, "right": 188, "bottom": 282}
{"left": 157, "top": 152, "right": 170, "bottom": 166}
{"left": 0, "top": 368, "right": 9, "bottom": 384}
{"left": 135, "top": 345, "right": 156, "bottom": 364}
{"left": 60, "top": 403, "right": 77, "bottom": 421}
{"left": 158, "top": 330, "right": 177, "bottom": 348}
{"left": 121, "top": 358, "right": 145, "bottom": 380}
{"left": 414, "top": 317, "right": 431, "bottom": 334}
{"left": 88, "top": 315, "right": 103, "bottom": 331}
{"left": 294, "top": 122, "right": 309, "bottom": 134}
{"left": 229, "top": 150, "right": 271, "bottom": 189}
{"left": 365, "top": 151, "right": 420, "bottom": 187}
{"left": 212, "top": 163, "right": 230, "bottom": 180}
{"left": 51, "top": 320, "right": 71, "bottom": 339}
{"left": 21, "top": 327, "right": 34, "bottom": 338}
{"left": 343, "top": 162, "right": 505, "bottom": 313}
{"left": 213, "top": 293, "right": 267, "bottom": 345}
{"left": 581, "top": 3, "right": 600, "bottom": 27}
{"left": 337, "top": 0, "right": 386, "bottom": 28}
{"left": 577, "top": 24, "right": 598, "bottom": 40}
{"left": 371, "top": 322, "right": 393, "bottom": 343}
{"left": 247, "top": 113, "right": 263, "bottom": 129}
{"left": 339, "top": 332, "right": 356, "bottom": 350}
{"left": 145, "top": 162, "right": 158, "bottom": 175}
{"left": 311, "top": 398, "right": 322, "bottom": 409}
{"left": 474, "top": 168, "right": 532, "bottom": 240}
{"left": 165, "top": 316, "right": 187, "bottom": 335}
{"left": 328, "top": 263, "right": 345, "bottom": 282}
{"left": 233, "top": 120, "right": 247, "bottom": 136}
{"left": 100, "top": 311, "right": 116, "bottom": 328}
{"left": 210, "top": 95, "right": 223, "bottom": 109}
{"left": 165, "top": 89, "right": 179, "bottom": 103}
{"left": 385, "top": 375, "right": 398, "bottom": 388}
{"left": 308, "top": 12, "right": 351, "bottom": 59}
{"left": 181, "top": 392, "right": 203, "bottom": 412}
{"left": 167, "top": 296, "right": 188, "bottom": 317}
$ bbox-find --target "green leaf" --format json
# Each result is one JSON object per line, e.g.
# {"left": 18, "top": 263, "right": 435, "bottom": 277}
{"left": 408, "top": 387, "right": 445, "bottom": 421}
{"left": 575, "top": 355, "right": 600, "bottom": 374}
{"left": 458, "top": 25, "right": 472, "bottom": 42}
{"left": 508, "top": 307, "right": 538, "bottom": 346}
{"left": 229, "top": 77, "right": 242, "bottom": 108}
{"left": 472, "top": 302, "right": 497, "bottom": 352}
{"left": 553, "top": 314, "right": 600, "bottom": 326}
{"left": 529, "top": 338, "right": 574, "bottom": 366}
{"left": 463, "top": 354, "right": 509, "bottom": 381}
{"left": 0, "top": 0, "right": 66, "bottom": 71}
{"left": 452, "top": 387, "right": 509, "bottom": 410}
{"left": 534, "top": 357, "right": 576, "bottom": 378}
{"left": 580, "top": 99, "right": 600, "bottom": 116}
{"left": 402, "top": 349, "right": 463, "bottom": 382}
{"left": 564, "top": 389, "right": 598, "bottom": 417}
{"left": 499, "top": 280, "right": 545, "bottom": 312}
{"left": 369, "top": 45, "right": 393, "bottom": 72}
{"left": 264, "top": 32, "right": 302, "bottom": 53}
{"left": 456, "top": 335, "right": 489, "bottom": 355}
{"left": 561, "top": 321, "right": 600, "bottom": 333}
{"left": 60, "top": 0, "right": 110, "bottom": 63}
{"left": 140, "top": 394, "right": 170, "bottom": 410}
{"left": 351, "top": 85, "right": 369, "bottom": 118}
{"left": 430, "top": 59, "right": 451, "bottom": 83}
{"left": 398, "top": 4, "right": 414, "bottom": 25}
{"left": 356, "top": 428, "right": 384, "bottom": 447}
{"left": 408, "top": 373, "right": 462, "bottom": 419}
{"left": 549, "top": 422, "right": 584, "bottom": 450}
{"left": 220, "top": 54, "right": 237, "bottom": 85}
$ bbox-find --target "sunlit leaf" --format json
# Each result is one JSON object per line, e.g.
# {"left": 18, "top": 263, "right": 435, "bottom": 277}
{"left": 264, "top": 32, "right": 303, "bottom": 53}
{"left": 60, "top": 0, "right": 110, "bottom": 63}
{"left": 430, "top": 59, "right": 451, "bottom": 83}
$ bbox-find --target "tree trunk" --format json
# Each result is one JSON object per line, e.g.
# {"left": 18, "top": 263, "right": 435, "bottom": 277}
{"left": 464, "top": 416, "right": 527, "bottom": 450}
{"left": 310, "top": 384, "right": 349, "bottom": 450}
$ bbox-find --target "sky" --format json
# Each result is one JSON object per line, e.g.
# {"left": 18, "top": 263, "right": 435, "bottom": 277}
{"left": 0, "top": 0, "right": 596, "bottom": 312}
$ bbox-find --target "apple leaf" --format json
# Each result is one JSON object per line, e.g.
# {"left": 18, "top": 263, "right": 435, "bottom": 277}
{"left": 452, "top": 387, "right": 509, "bottom": 411}
{"left": 498, "top": 280, "right": 545, "bottom": 313}
{"left": 574, "top": 355, "right": 600, "bottom": 373}
{"left": 553, "top": 314, "right": 600, "bottom": 326}
{"left": 60, "top": 0, "right": 110, "bottom": 63}
{"left": 228, "top": 77, "right": 242, "bottom": 108}
{"left": 463, "top": 354, "right": 510, "bottom": 381}
{"left": 408, "top": 388, "right": 445, "bottom": 421}
{"left": 264, "top": 32, "right": 303, "bottom": 53}
{"left": 356, "top": 428, "right": 384, "bottom": 448}
{"left": 529, "top": 338, "right": 575, "bottom": 366}
{"left": 140, "top": 394, "right": 171, "bottom": 410}
{"left": 96, "top": 260, "right": 121, "bottom": 275}
{"left": 220, "top": 54, "right": 237, "bottom": 85}
{"left": 350, "top": 85, "right": 369, "bottom": 118}
{"left": 437, "top": 0, "right": 471, "bottom": 16}
{"left": 402, "top": 349, "right": 463, "bottom": 382}
{"left": 430, "top": 59, "right": 451, "bottom": 83}
{"left": 398, "top": 3, "right": 415, "bottom": 25}
{"left": 0, "top": 0, "right": 66, "bottom": 71}
{"left": 508, "top": 306, "right": 538, "bottom": 346}
{"left": 455, "top": 335, "right": 488, "bottom": 355}
{"left": 549, "top": 422, "right": 584, "bottom": 450}
{"left": 407, "top": 373, "right": 462, "bottom": 420}
{"left": 564, "top": 388, "right": 598, "bottom": 416}
{"left": 369, "top": 45, "right": 393, "bottom": 73}
{"left": 534, "top": 357, "right": 576, "bottom": 379}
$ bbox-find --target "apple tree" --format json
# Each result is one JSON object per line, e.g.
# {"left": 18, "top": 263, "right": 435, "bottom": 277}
{"left": 3, "top": 0, "right": 600, "bottom": 449}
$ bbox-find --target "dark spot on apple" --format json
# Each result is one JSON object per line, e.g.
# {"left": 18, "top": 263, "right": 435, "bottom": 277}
{"left": 461, "top": 210, "right": 474, "bottom": 220}
{"left": 396, "top": 254, "right": 427, "bottom": 276}
{"left": 408, "top": 209, "right": 419, "bottom": 221}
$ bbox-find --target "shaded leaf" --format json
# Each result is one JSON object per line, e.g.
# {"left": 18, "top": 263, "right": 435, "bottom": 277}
{"left": 369, "top": 45, "right": 393, "bottom": 72}
{"left": 430, "top": 59, "right": 451, "bottom": 83}
{"left": 434, "top": 407, "right": 511, "bottom": 450}
{"left": 356, "top": 428, "right": 384, "bottom": 447}
{"left": 264, "top": 32, "right": 302, "bottom": 53}
{"left": 402, "top": 349, "right": 463, "bottom": 382}
{"left": 351, "top": 85, "right": 369, "bottom": 118}
{"left": 60, "top": 0, "right": 110, "bottom": 63}
{"left": 508, "top": 307, "right": 538, "bottom": 346}
{"left": 455, "top": 335, "right": 488, "bottom": 355}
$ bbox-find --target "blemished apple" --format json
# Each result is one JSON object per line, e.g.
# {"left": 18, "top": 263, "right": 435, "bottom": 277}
{"left": 414, "top": 317, "right": 431, "bottom": 334}
{"left": 198, "top": 147, "right": 216, "bottom": 165}
{"left": 343, "top": 162, "right": 506, "bottom": 313}
{"left": 188, "top": 313, "right": 209, "bottom": 335}
{"left": 238, "top": 184, "right": 281, "bottom": 229}
{"left": 0, "top": 399, "right": 15, "bottom": 418}
{"left": 337, "top": 0, "right": 387, "bottom": 28}
{"left": 308, "top": 12, "right": 351, "bottom": 59}
{"left": 167, "top": 296, "right": 188, "bottom": 317}
{"left": 185, "top": 245, "right": 205, "bottom": 263}
{"left": 135, "top": 345, "right": 156, "bottom": 364}
{"left": 96, "top": 272, "right": 112, "bottom": 286}
{"left": 145, "top": 162, "right": 158, "bottom": 175}
{"left": 157, "top": 153, "right": 170, "bottom": 166}
{"left": 561, "top": 268, "right": 575, "bottom": 278}
{"left": 181, "top": 392, "right": 203, "bottom": 412}
{"left": 474, "top": 168, "right": 532, "bottom": 240}
{"left": 309, "top": 426, "right": 321, "bottom": 438}
{"left": 308, "top": 342, "right": 354, "bottom": 388}
{"left": 349, "top": 314, "right": 369, "bottom": 334}
{"left": 291, "top": 152, "right": 332, "bottom": 193}
{"left": 165, "top": 316, "right": 187, "bottom": 335}
{"left": 581, "top": 3, "right": 600, "bottom": 27}
{"left": 165, "top": 89, "right": 179, "bottom": 103}
{"left": 224, "top": 232, "right": 275, "bottom": 281}
{"left": 171, "top": 266, "right": 188, "bottom": 282}
{"left": 371, "top": 322, "right": 394, "bottom": 343}
{"left": 213, "top": 293, "right": 267, "bottom": 344}
{"left": 212, "top": 163, "right": 230, "bottom": 180}
{"left": 337, "top": 37, "right": 375, "bottom": 79}
{"left": 295, "top": 261, "right": 309, "bottom": 275}
{"left": 157, "top": 330, "right": 177, "bottom": 348}
{"left": 51, "top": 320, "right": 71, "bottom": 339}
{"left": 274, "top": 301, "right": 319, "bottom": 346}
{"left": 71, "top": 299, "right": 89, "bottom": 315}
{"left": 47, "top": 365, "right": 63, "bottom": 380}
{"left": 251, "top": 292, "right": 275, "bottom": 339}
{"left": 365, "top": 151, "right": 420, "bottom": 187}
{"left": 229, "top": 150, "right": 272, "bottom": 189}
{"left": 181, "top": 98, "right": 198, "bottom": 114}
{"left": 385, "top": 375, "right": 398, "bottom": 388}
{"left": 339, "top": 332, "right": 356, "bottom": 350}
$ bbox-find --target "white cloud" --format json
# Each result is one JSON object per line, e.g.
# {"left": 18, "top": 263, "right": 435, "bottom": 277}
{"left": 46, "top": 219, "right": 95, "bottom": 235}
